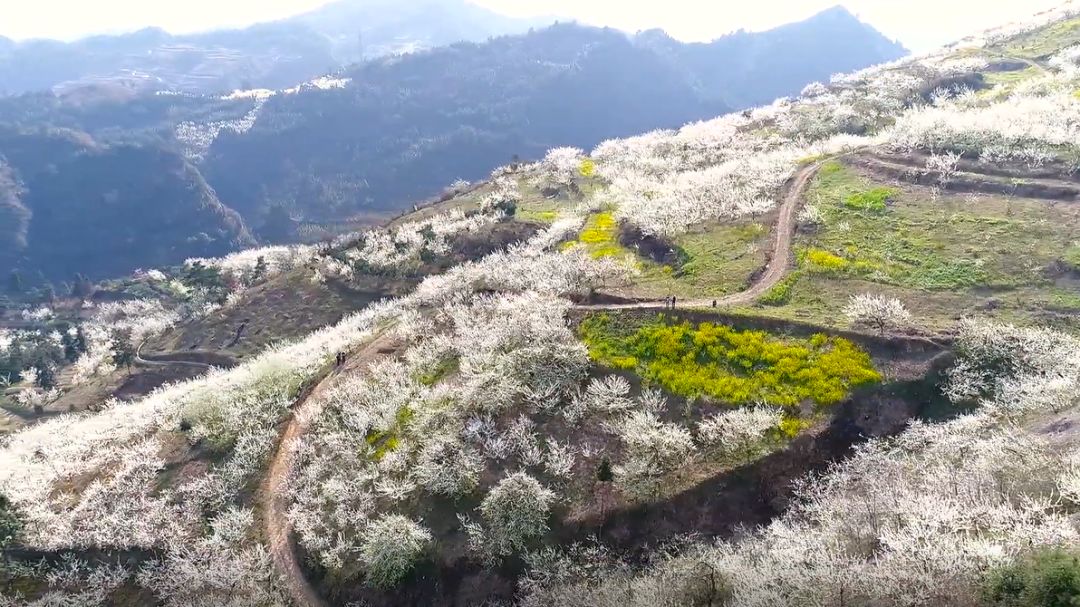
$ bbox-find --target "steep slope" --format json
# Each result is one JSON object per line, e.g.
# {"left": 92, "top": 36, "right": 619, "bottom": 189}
{"left": 0, "top": 128, "right": 254, "bottom": 282}
{"left": 0, "top": 0, "right": 548, "bottom": 96}
{"left": 2, "top": 4, "right": 1080, "bottom": 605}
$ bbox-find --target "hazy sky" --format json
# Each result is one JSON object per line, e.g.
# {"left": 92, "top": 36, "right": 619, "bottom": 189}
{"left": 0, "top": 0, "right": 1066, "bottom": 52}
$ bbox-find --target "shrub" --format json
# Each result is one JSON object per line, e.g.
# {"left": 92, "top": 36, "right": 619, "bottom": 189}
{"left": 843, "top": 186, "right": 898, "bottom": 212}
{"left": 580, "top": 315, "right": 880, "bottom": 407}
{"left": 697, "top": 406, "right": 783, "bottom": 462}
{"left": 0, "top": 493, "right": 20, "bottom": 549}
{"left": 983, "top": 548, "right": 1080, "bottom": 607}
{"left": 358, "top": 514, "right": 433, "bottom": 589}
{"left": 479, "top": 472, "right": 555, "bottom": 555}
{"left": 843, "top": 293, "right": 913, "bottom": 335}
{"left": 758, "top": 272, "right": 800, "bottom": 306}
{"left": 613, "top": 411, "right": 696, "bottom": 491}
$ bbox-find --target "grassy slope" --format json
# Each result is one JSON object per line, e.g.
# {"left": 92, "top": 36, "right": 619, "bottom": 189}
{"left": 1004, "top": 16, "right": 1080, "bottom": 59}
{"left": 615, "top": 220, "right": 772, "bottom": 300}
{"left": 740, "top": 160, "right": 1080, "bottom": 332}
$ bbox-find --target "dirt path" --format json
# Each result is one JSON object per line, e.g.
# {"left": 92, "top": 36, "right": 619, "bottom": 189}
{"left": 134, "top": 340, "right": 213, "bottom": 371}
{"left": 578, "top": 160, "right": 823, "bottom": 311}
{"left": 262, "top": 328, "right": 400, "bottom": 607}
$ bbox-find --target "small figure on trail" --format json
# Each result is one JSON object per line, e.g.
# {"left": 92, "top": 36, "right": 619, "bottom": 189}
{"left": 671, "top": 296, "right": 677, "bottom": 309}
{"left": 712, "top": 300, "right": 717, "bottom": 308}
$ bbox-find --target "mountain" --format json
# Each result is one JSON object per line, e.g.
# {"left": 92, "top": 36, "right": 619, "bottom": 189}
{"left": 201, "top": 24, "right": 725, "bottom": 224}
{"left": 0, "top": 9, "right": 906, "bottom": 284}
{"left": 0, "top": 0, "right": 550, "bottom": 96}
{"left": 0, "top": 128, "right": 253, "bottom": 282}
{"left": 636, "top": 5, "right": 907, "bottom": 108}
{"left": 200, "top": 12, "right": 905, "bottom": 226}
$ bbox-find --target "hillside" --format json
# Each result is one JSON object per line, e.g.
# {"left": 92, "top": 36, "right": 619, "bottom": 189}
{"left": 0, "top": 0, "right": 549, "bottom": 96}
{"left": 0, "top": 127, "right": 253, "bottom": 282}
{"left": 0, "top": 11, "right": 905, "bottom": 285}
{"left": 2, "top": 3, "right": 1080, "bottom": 607}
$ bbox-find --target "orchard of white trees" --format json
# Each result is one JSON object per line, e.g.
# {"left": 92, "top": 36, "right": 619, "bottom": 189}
{"left": 3, "top": 3, "right": 1080, "bottom": 604}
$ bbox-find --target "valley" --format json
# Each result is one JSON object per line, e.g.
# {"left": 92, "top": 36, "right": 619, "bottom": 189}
{"left": 1, "top": 2, "right": 1080, "bottom": 607}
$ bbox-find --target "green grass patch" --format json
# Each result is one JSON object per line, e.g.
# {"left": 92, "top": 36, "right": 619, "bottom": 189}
{"left": 983, "top": 547, "right": 1080, "bottom": 607}
{"left": 1064, "top": 245, "right": 1080, "bottom": 270}
{"left": 417, "top": 356, "right": 459, "bottom": 386}
{"left": 517, "top": 209, "right": 559, "bottom": 224}
{"left": 579, "top": 314, "right": 880, "bottom": 408}
{"left": 1002, "top": 16, "right": 1080, "bottom": 59}
{"left": 982, "top": 66, "right": 1043, "bottom": 87}
{"left": 617, "top": 221, "right": 770, "bottom": 300}
{"left": 758, "top": 272, "right": 801, "bottom": 306}
{"left": 843, "top": 187, "right": 897, "bottom": 213}
{"left": 364, "top": 407, "right": 414, "bottom": 461}
{"left": 796, "top": 161, "right": 1080, "bottom": 291}
{"left": 753, "top": 159, "right": 1080, "bottom": 332}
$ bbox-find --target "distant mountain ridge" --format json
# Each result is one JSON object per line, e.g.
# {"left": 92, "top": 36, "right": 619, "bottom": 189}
{"left": 0, "top": 8, "right": 907, "bottom": 284}
{"left": 0, "top": 0, "right": 553, "bottom": 96}
{"left": 635, "top": 6, "right": 906, "bottom": 108}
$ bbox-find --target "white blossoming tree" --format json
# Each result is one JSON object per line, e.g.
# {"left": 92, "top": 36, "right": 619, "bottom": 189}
{"left": 697, "top": 406, "right": 783, "bottom": 462}
{"left": 843, "top": 293, "right": 913, "bottom": 336}
{"left": 358, "top": 514, "right": 433, "bottom": 588}
{"left": 477, "top": 472, "right": 555, "bottom": 557}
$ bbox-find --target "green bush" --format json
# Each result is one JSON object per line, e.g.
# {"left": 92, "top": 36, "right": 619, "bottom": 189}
{"left": 579, "top": 315, "right": 880, "bottom": 408}
{"left": 843, "top": 187, "right": 897, "bottom": 213}
{"left": 758, "top": 272, "right": 800, "bottom": 306}
{"left": 1063, "top": 246, "right": 1080, "bottom": 271}
{"left": 983, "top": 548, "right": 1080, "bottom": 607}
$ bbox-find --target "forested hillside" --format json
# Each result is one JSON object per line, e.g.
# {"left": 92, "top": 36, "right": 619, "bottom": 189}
{"left": 0, "top": 10, "right": 904, "bottom": 284}
{"left": 0, "top": 128, "right": 253, "bottom": 282}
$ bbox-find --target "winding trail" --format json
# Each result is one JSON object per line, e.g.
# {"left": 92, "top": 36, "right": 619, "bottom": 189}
{"left": 262, "top": 328, "right": 399, "bottom": 607}
{"left": 134, "top": 340, "right": 215, "bottom": 370}
{"left": 578, "top": 160, "right": 824, "bottom": 311}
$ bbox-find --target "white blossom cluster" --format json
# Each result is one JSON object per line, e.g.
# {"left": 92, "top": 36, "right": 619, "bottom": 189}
{"left": 341, "top": 208, "right": 503, "bottom": 275}
{"left": 590, "top": 109, "right": 875, "bottom": 236}
{"left": 286, "top": 292, "right": 587, "bottom": 571}
{"left": 0, "top": 297, "right": 400, "bottom": 554}
{"left": 843, "top": 293, "right": 913, "bottom": 335}
{"left": 20, "top": 306, "right": 54, "bottom": 323}
{"left": 175, "top": 96, "right": 267, "bottom": 162}
{"left": 889, "top": 90, "right": 1080, "bottom": 167}
{"left": 69, "top": 299, "right": 182, "bottom": 384}
{"left": 187, "top": 243, "right": 319, "bottom": 290}
{"left": 536, "top": 146, "right": 586, "bottom": 187}
{"left": 945, "top": 318, "right": 1080, "bottom": 416}
{"left": 526, "top": 320, "right": 1080, "bottom": 607}
{"left": 0, "top": 557, "right": 132, "bottom": 606}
